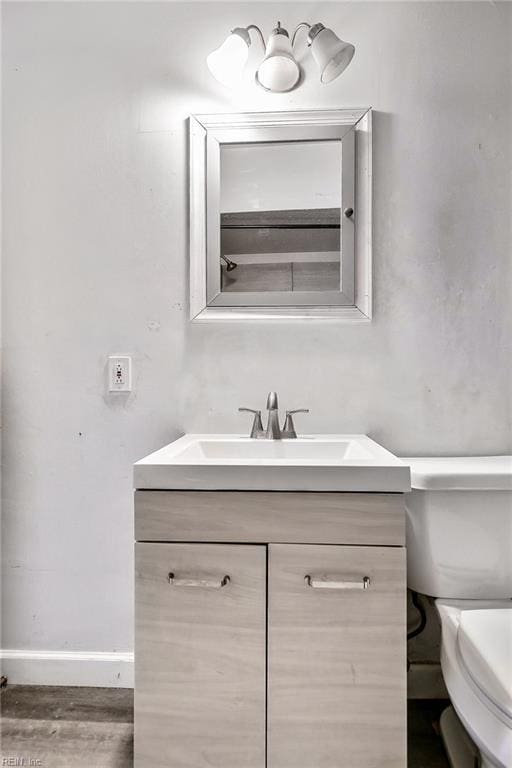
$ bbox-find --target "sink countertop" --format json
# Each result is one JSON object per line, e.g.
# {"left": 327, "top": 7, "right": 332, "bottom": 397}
{"left": 134, "top": 434, "right": 411, "bottom": 492}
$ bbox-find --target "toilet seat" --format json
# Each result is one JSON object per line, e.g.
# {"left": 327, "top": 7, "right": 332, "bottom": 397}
{"left": 437, "top": 600, "right": 512, "bottom": 768}
{"left": 458, "top": 609, "right": 512, "bottom": 724}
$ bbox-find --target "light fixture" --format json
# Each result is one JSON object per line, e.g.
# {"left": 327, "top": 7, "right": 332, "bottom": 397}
{"left": 256, "top": 22, "right": 300, "bottom": 93}
{"left": 206, "top": 21, "right": 355, "bottom": 92}
{"left": 307, "top": 24, "right": 355, "bottom": 84}
{"left": 206, "top": 27, "right": 251, "bottom": 88}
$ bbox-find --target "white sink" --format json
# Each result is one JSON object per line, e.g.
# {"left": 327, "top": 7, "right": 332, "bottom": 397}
{"left": 134, "top": 434, "right": 410, "bottom": 492}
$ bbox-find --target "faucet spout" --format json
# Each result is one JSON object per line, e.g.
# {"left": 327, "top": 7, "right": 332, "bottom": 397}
{"left": 266, "top": 391, "right": 278, "bottom": 410}
{"left": 239, "top": 391, "right": 308, "bottom": 440}
{"left": 266, "top": 409, "right": 281, "bottom": 439}
{"left": 265, "top": 391, "right": 281, "bottom": 439}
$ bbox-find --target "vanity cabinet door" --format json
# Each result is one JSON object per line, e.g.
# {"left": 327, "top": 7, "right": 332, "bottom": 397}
{"left": 267, "top": 544, "right": 406, "bottom": 768}
{"left": 135, "top": 543, "right": 267, "bottom": 768}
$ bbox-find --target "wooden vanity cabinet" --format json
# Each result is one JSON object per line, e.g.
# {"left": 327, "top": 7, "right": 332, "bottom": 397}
{"left": 135, "top": 492, "right": 406, "bottom": 768}
{"left": 268, "top": 543, "right": 406, "bottom": 768}
{"left": 135, "top": 543, "right": 266, "bottom": 768}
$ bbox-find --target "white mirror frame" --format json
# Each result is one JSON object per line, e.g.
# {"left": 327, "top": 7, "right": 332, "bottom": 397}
{"left": 189, "top": 108, "right": 372, "bottom": 322}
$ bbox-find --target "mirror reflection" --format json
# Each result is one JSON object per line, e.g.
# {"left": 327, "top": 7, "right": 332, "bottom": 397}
{"left": 219, "top": 141, "right": 341, "bottom": 294}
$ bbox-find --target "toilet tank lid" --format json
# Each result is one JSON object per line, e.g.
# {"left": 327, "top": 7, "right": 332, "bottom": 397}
{"left": 403, "top": 456, "right": 512, "bottom": 490}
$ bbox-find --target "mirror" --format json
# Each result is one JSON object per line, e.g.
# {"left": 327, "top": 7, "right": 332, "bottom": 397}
{"left": 189, "top": 109, "right": 372, "bottom": 321}
{"left": 220, "top": 141, "right": 341, "bottom": 294}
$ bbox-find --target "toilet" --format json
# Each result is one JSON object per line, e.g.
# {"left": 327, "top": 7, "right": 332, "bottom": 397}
{"left": 405, "top": 456, "right": 512, "bottom": 768}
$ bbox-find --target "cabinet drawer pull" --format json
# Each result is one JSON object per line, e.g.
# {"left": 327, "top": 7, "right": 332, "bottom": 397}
{"left": 304, "top": 574, "right": 370, "bottom": 590}
{"left": 168, "top": 573, "right": 230, "bottom": 589}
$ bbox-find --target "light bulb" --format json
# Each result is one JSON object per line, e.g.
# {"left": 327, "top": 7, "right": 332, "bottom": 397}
{"left": 207, "top": 29, "right": 250, "bottom": 88}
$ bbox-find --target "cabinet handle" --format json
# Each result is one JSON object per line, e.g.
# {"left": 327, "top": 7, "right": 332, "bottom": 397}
{"left": 168, "top": 573, "right": 230, "bottom": 589}
{"left": 304, "top": 574, "right": 370, "bottom": 590}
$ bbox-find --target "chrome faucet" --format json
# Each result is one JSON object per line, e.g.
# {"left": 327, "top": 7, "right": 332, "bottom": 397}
{"left": 239, "top": 392, "right": 309, "bottom": 439}
{"left": 265, "top": 391, "right": 281, "bottom": 439}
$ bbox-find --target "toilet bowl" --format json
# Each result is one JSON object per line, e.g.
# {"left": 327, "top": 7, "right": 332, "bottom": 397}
{"left": 404, "top": 456, "right": 512, "bottom": 768}
{"left": 438, "top": 601, "right": 512, "bottom": 767}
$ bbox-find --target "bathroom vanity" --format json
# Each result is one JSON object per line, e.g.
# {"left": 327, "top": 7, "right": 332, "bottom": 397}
{"left": 134, "top": 434, "right": 410, "bottom": 768}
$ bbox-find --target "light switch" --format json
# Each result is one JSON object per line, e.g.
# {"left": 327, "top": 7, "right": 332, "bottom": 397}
{"left": 108, "top": 355, "right": 132, "bottom": 392}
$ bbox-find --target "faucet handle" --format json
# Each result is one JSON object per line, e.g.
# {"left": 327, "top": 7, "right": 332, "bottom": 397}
{"left": 238, "top": 408, "right": 264, "bottom": 439}
{"left": 282, "top": 409, "right": 309, "bottom": 439}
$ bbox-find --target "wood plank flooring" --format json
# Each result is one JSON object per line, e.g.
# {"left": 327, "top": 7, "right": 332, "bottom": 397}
{"left": 1, "top": 686, "right": 133, "bottom": 767}
{"left": 0, "top": 685, "right": 449, "bottom": 768}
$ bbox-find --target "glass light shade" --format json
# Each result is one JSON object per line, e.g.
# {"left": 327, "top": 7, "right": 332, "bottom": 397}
{"left": 310, "top": 28, "right": 355, "bottom": 84}
{"left": 256, "top": 32, "right": 300, "bottom": 92}
{"left": 207, "top": 32, "right": 249, "bottom": 87}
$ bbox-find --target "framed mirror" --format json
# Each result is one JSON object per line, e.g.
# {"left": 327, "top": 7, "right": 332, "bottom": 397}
{"left": 189, "top": 109, "right": 372, "bottom": 321}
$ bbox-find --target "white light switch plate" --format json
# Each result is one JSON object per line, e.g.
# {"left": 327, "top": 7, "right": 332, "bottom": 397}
{"left": 108, "top": 355, "right": 132, "bottom": 392}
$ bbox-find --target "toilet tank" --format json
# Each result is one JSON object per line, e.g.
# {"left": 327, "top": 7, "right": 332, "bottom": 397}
{"left": 404, "top": 457, "right": 512, "bottom": 599}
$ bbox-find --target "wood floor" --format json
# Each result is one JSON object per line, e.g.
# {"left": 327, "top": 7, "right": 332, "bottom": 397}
{"left": 1, "top": 686, "right": 133, "bottom": 767}
{"left": 0, "top": 685, "right": 449, "bottom": 768}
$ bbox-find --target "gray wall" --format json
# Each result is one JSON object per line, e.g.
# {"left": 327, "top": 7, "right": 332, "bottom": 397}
{"left": 2, "top": 2, "right": 511, "bottom": 661}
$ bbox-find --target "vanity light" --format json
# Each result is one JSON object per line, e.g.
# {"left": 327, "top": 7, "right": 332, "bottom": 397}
{"left": 307, "top": 24, "right": 355, "bottom": 84}
{"left": 255, "top": 23, "right": 300, "bottom": 93}
{"left": 206, "top": 21, "right": 355, "bottom": 92}
{"left": 206, "top": 27, "right": 251, "bottom": 88}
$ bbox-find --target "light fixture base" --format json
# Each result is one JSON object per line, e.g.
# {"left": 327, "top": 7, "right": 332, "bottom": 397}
{"left": 271, "top": 21, "right": 289, "bottom": 37}
{"left": 307, "top": 23, "right": 325, "bottom": 45}
{"left": 231, "top": 27, "right": 251, "bottom": 47}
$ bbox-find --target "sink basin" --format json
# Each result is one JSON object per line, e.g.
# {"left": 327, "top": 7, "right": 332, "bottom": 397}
{"left": 134, "top": 434, "right": 410, "bottom": 492}
{"left": 163, "top": 437, "right": 374, "bottom": 462}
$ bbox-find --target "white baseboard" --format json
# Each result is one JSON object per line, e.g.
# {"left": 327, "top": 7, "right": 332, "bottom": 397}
{"left": 1, "top": 651, "right": 447, "bottom": 697}
{"left": 0, "top": 649, "right": 134, "bottom": 688}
